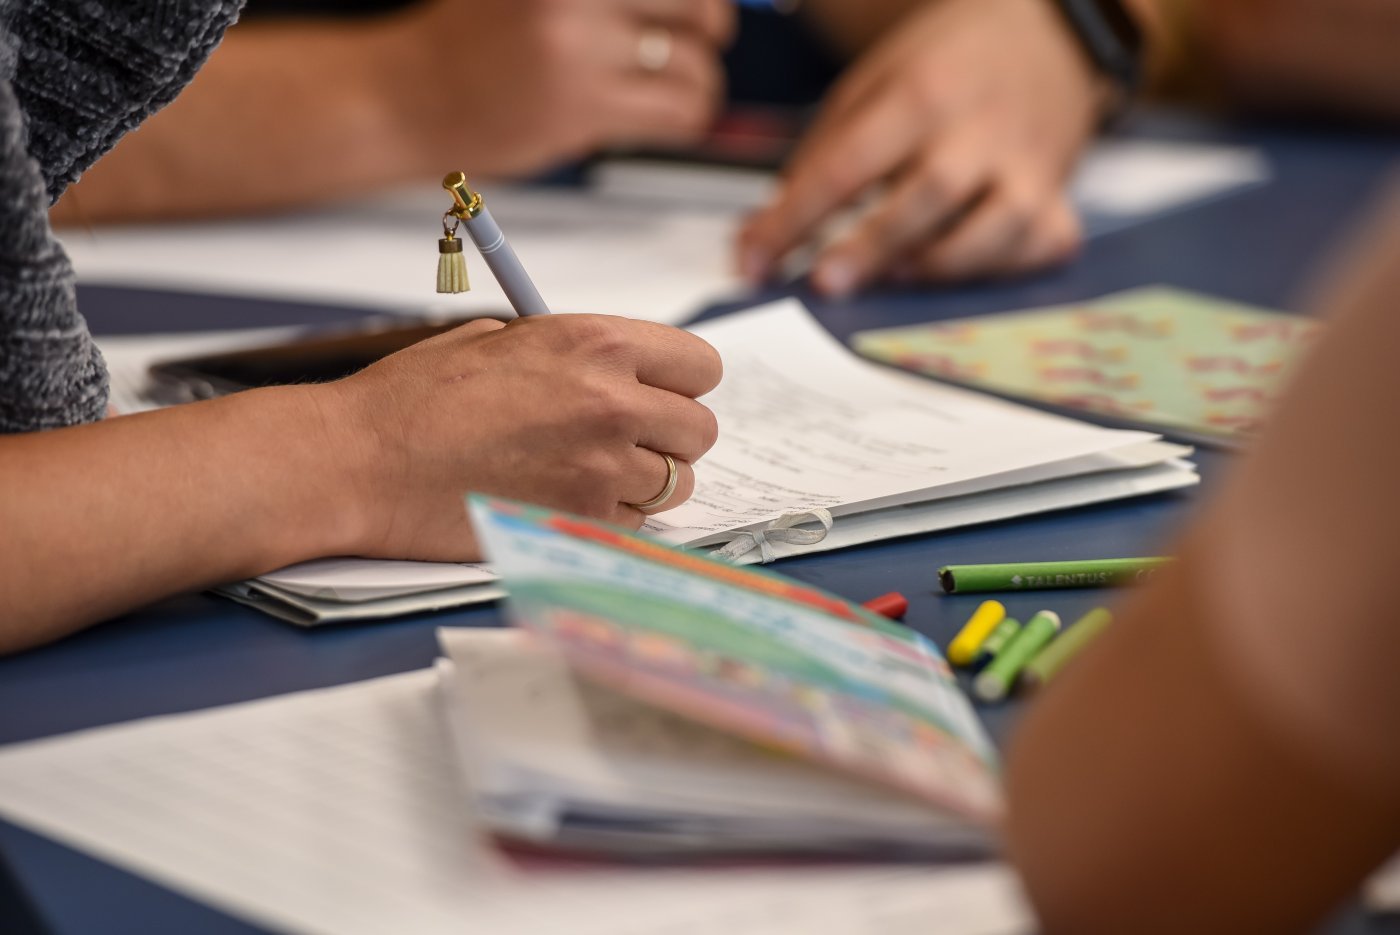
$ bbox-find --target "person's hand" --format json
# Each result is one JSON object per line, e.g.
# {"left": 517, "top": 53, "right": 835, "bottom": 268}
{"left": 394, "top": 0, "right": 736, "bottom": 178}
{"left": 737, "top": 0, "right": 1105, "bottom": 297}
{"left": 322, "top": 314, "right": 722, "bottom": 562}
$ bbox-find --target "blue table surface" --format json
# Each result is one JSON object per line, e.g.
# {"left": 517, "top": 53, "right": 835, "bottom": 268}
{"left": 3, "top": 117, "right": 1398, "bottom": 935}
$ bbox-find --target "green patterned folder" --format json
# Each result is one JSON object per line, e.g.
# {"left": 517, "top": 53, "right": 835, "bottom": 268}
{"left": 852, "top": 287, "right": 1321, "bottom": 444}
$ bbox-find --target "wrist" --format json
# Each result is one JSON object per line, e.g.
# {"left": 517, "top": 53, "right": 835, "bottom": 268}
{"left": 265, "top": 382, "right": 386, "bottom": 562}
{"left": 1044, "top": 0, "right": 1147, "bottom": 124}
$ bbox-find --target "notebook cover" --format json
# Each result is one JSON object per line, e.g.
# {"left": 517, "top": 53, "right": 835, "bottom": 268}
{"left": 468, "top": 496, "right": 1001, "bottom": 824}
{"left": 852, "top": 286, "right": 1320, "bottom": 443}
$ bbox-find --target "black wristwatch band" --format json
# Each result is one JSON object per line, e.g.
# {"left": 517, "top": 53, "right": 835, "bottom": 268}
{"left": 1050, "top": 0, "right": 1146, "bottom": 107}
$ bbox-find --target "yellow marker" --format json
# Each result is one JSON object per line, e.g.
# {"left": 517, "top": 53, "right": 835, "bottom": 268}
{"left": 947, "top": 600, "right": 1007, "bottom": 667}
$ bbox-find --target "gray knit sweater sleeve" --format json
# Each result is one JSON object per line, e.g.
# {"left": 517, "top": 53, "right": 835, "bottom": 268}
{"left": 0, "top": 29, "right": 104, "bottom": 432}
{"left": 0, "top": 0, "right": 242, "bottom": 434}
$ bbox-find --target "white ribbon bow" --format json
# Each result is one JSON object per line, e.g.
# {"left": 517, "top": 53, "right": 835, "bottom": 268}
{"left": 711, "top": 509, "right": 835, "bottom": 564}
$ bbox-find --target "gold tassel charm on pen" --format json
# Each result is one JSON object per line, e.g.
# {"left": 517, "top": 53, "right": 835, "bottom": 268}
{"left": 436, "top": 213, "right": 469, "bottom": 294}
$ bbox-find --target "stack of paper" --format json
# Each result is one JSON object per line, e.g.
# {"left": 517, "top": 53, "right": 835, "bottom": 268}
{"left": 217, "top": 558, "right": 504, "bottom": 625}
{"left": 214, "top": 299, "right": 1196, "bottom": 623}
{"left": 642, "top": 301, "right": 1196, "bottom": 558}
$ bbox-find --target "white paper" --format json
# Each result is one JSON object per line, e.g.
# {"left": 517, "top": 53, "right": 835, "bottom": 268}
{"left": 256, "top": 557, "right": 497, "bottom": 602}
{"left": 727, "top": 454, "right": 1197, "bottom": 565}
{"left": 594, "top": 140, "right": 1269, "bottom": 241}
{"left": 1072, "top": 140, "right": 1270, "bottom": 234}
{"left": 0, "top": 668, "right": 1032, "bottom": 935}
{"left": 62, "top": 140, "right": 1266, "bottom": 334}
{"left": 647, "top": 301, "right": 1157, "bottom": 544}
{"left": 1366, "top": 854, "right": 1400, "bottom": 912}
{"left": 62, "top": 183, "right": 746, "bottom": 327}
{"left": 216, "top": 581, "right": 505, "bottom": 626}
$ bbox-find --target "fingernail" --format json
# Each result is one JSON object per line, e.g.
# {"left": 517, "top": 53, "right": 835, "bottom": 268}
{"left": 816, "top": 258, "right": 857, "bottom": 298}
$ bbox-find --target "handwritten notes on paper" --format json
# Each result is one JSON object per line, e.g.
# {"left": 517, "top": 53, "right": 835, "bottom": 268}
{"left": 647, "top": 301, "right": 1155, "bottom": 544}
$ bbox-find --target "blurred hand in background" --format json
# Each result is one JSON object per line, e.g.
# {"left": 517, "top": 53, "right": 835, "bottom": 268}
{"left": 52, "top": 0, "right": 735, "bottom": 224}
{"left": 737, "top": 0, "right": 1104, "bottom": 298}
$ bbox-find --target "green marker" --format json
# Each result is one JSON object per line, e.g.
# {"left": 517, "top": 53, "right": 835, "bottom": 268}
{"left": 970, "top": 617, "right": 1022, "bottom": 672}
{"left": 1022, "top": 609, "right": 1114, "bottom": 689}
{"left": 974, "top": 610, "right": 1062, "bottom": 702}
{"left": 939, "top": 558, "right": 1172, "bottom": 594}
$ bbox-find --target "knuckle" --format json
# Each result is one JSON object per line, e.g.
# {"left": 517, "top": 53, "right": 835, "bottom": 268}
{"left": 579, "top": 380, "right": 641, "bottom": 436}
{"left": 560, "top": 454, "right": 625, "bottom": 518}
{"left": 567, "top": 315, "right": 634, "bottom": 362}
{"left": 577, "top": 449, "right": 623, "bottom": 493}
{"left": 455, "top": 318, "right": 506, "bottom": 339}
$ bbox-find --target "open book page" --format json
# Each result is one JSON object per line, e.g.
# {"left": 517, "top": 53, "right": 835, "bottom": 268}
{"left": 646, "top": 300, "right": 1157, "bottom": 544}
{"left": 0, "top": 669, "right": 1032, "bottom": 935}
{"left": 437, "top": 630, "right": 983, "bottom": 854}
{"left": 470, "top": 497, "right": 1000, "bottom": 821}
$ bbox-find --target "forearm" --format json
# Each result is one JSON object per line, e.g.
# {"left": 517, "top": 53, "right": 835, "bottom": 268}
{"left": 0, "top": 385, "right": 368, "bottom": 652}
{"left": 1141, "top": 0, "right": 1400, "bottom": 118}
{"left": 49, "top": 15, "right": 440, "bottom": 225}
{"left": 1005, "top": 202, "right": 1400, "bottom": 930}
{"left": 1004, "top": 547, "right": 1400, "bottom": 933}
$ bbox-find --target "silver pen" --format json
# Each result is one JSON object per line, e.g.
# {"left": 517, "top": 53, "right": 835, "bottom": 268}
{"left": 442, "top": 172, "right": 551, "bottom": 317}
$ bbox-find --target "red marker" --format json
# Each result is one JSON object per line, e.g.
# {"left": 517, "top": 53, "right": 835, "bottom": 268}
{"left": 862, "top": 592, "right": 909, "bottom": 620}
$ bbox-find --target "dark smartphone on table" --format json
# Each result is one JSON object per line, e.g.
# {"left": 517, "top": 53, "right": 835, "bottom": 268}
{"left": 147, "top": 315, "right": 498, "bottom": 405}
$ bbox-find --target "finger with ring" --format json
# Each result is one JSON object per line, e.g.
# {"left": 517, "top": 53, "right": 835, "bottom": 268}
{"left": 625, "top": 452, "right": 680, "bottom": 512}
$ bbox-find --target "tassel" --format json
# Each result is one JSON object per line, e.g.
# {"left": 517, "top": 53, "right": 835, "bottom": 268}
{"left": 436, "top": 214, "right": 470, "bottom": 294}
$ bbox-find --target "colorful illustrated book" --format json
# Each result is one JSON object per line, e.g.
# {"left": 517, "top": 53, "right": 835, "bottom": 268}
{"left": 446, "top": 496, "right": 1001, "bottom": 858}
{"left": 852, "top": 287, "right": 1322, "bottom": 444}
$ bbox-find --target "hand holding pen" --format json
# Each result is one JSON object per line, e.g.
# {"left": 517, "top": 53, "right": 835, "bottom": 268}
{"left": 438, "top": 172, "right": 551, "bottom": 317}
